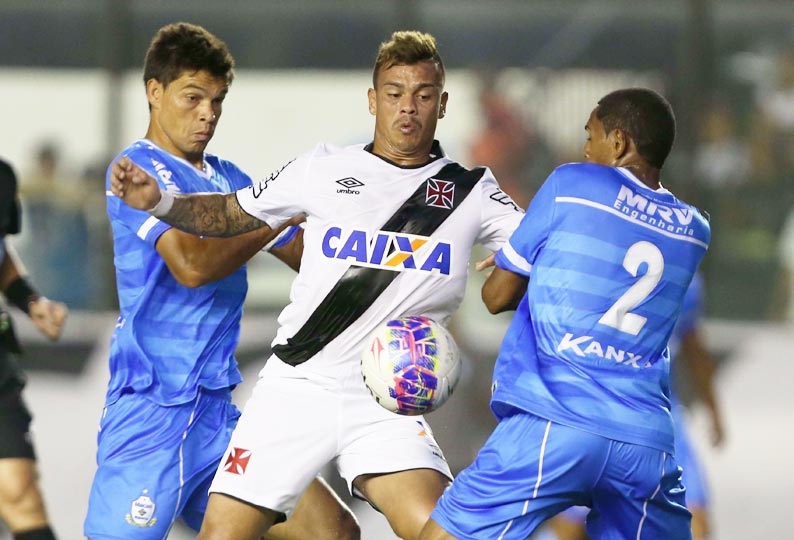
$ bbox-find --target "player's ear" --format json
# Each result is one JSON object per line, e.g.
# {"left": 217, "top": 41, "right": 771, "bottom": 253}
{"left": 438, "top": 91, "right": 449, "bottom": 119}
{"left": 146, "top": 78, "right": 163, "bottom": 110}
{"left": 367, "top": 88, "right": 377, "bottom": 116}
{"left": 611, "top": 128, "right": 629, "bottom": 162}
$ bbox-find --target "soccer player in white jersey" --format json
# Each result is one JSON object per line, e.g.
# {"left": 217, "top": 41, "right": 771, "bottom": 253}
{"left": 418, "top": 88, "right": 712, "bottom": 540}
{"left": 109, "top": 30, "right": 524, "bottom": 540}
{"left": 85, "top": 22, "right": 358, "bottom": 540}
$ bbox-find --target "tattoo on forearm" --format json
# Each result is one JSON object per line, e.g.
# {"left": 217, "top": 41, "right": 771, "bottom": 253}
{"left": 166, "top": 193, "right": 266, "bottom": 237}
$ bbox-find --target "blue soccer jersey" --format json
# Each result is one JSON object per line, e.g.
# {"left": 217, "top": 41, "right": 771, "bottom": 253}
{"left": 493, "top": 163, "right": 711, "bottom": 453}
{"left": 105, "top": 139, "right": 251, "bottom": 406}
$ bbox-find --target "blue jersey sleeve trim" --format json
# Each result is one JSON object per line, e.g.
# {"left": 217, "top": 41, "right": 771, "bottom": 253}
{"left": 136, "top": 215, "right": 172, "bottom": 246}
{"left": 267, "top": 224, "right": 301, "bottom": 251}
{"left": 495, "top": 242, "right": 532, "bottom": 276}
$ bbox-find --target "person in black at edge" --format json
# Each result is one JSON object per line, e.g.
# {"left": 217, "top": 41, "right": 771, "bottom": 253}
{"left": 0, "top": 158, "right": 67, "bottom": 540}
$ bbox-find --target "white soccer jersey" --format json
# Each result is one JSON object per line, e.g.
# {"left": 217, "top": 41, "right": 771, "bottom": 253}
{"left": 237, "top": 141, "right": 524, "bottom": 386}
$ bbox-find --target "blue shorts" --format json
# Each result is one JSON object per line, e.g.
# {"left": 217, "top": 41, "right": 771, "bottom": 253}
{"left": 672, "top": 405, "right": 709, "bottom": 508}
{"left": 431, "top": 412, "right": 691, "bottom": 540}
{"left": 84, "top": 388, "right": 240, "bottom": 540}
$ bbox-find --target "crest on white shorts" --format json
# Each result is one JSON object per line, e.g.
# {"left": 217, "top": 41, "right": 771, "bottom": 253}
{"left": 125, "top": 490, "right": 157, "bottom": 527}
{"left": 223, "top": 447, "right": 252, "bottom": 475}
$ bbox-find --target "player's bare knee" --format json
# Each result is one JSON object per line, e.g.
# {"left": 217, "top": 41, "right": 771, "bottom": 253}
{"left": 0, "top": 486, "right": 48, "bottom": 532}
{"left": 0, "top": 480, "right": 42, "bottom": 515}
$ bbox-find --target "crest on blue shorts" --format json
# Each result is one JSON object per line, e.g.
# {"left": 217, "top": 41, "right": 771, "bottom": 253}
{"left": 125, "top": 489, "right": 157, "bottom": 528}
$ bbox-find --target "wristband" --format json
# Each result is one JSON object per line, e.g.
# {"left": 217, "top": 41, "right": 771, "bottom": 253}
{"left": 5, "top": 277, "right": 40, "bottom": 315}
{"left": 150, "top": 189, "right": 175, "bottom": 217}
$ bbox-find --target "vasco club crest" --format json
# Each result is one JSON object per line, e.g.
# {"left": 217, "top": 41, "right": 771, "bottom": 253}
{"left": 426, "top": 179, "right": 455, "bottom": 209}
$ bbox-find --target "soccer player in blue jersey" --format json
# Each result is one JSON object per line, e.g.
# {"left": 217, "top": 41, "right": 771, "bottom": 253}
{"left": 419, "top": 88, "right": 712, "bottom": 540}
{"left": 84, "top": 22, "right": 358, "bottom": 540}
{"left": 546, "top": 272, "right": 726, "bottom": 540}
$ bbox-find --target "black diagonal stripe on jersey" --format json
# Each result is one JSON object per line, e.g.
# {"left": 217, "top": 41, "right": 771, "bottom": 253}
{"left": 272, "top": 163, "right": 485, "bottom": 366}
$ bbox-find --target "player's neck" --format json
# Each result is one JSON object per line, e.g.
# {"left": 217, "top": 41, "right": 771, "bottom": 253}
{"left": 368, "top": 139, "right": 436, "bottom": 167}
{"left": 619, "top": 162, "right": 661, "bottom": 191}
{"left": 144, "top": 130, "right": 205, "bottom": 171}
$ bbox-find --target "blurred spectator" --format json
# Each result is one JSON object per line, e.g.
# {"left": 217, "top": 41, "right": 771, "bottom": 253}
{"left": 693, "top": 97, "right": 750, "bottom": 188}
{"left": 440, "top": 74, "right": 558, "bottom": 476}
{"left": 772, "top": 207, "right": 794, "bottom": 321}
{"left": 468, "top": 78, "right": 556, "bottom": 208}
{"left": 750, "top": 44, "right": 794, "bottom": 183}
{"left": 698, "top": 44, "right": 794, "bottom": 320}
{"left": 15, "top": 142, "right": 96, "bottom": 309}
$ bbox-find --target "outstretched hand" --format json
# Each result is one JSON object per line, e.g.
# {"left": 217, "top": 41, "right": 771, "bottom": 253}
{"left": 110, "top": 156, "right": 162, "bottom": 211}
{"left": 475, "top": 253, "right": 496, "bottom": 273}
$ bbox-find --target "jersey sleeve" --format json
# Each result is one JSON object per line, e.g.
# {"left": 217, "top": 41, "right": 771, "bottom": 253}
{"left": 494, "top": 169, "right": 558, "bottom": 277}
{"left": 235, "top": 147, "right": 318, "bottom": 229}
{"left": 475, "top": 170, "right": 526, "bottom": 252}
{"left": 106, "top": 148, "right": 172, "bottom": 247}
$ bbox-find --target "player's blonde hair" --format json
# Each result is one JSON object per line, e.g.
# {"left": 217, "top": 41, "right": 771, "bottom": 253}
{"left": 372, "top": 31, "right": 445, "bottom": 88}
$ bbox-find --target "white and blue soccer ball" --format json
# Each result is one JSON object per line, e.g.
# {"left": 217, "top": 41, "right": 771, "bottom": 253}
{"left": 361, "top": 315, "right": 461, "bottom": 416}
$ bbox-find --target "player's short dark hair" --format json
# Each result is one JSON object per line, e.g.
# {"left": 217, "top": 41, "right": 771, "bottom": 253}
{"left": 143, "top": 22, "right": 235, "bottom": 88}
{"left": 372, "top": 31, "right": 445, "bottom": 88}
{"left": 596, "top": 88, "right": 676, "bottom": 169}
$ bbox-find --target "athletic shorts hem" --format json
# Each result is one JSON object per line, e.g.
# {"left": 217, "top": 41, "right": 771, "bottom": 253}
{"left": 429, "top": 512, "right": 474, "bottom": 540}
{"left": 349, "top": 464, "right": 453, "bottom": 501}
{"left": 85, "top": 532, "right": 146, "bottom": 540}
{"left": 207, "top": 487, "right": 289, "bottom": 521}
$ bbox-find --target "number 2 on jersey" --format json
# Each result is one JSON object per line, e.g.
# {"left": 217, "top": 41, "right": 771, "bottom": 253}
{"left": 597, "top": 241, "right": 664, "bottom": 336}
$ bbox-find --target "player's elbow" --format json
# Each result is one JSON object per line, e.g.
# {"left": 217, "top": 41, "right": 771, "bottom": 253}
{"left": 171, "top": 268, "right": 213, "bottom": 288}
{"left": 165, "top": 257, "right": 216, "bottom": 287}
{"left": 483, "top": 292, "right": 509, "bottom": 314}
{"left": 482, "top": 284, "right": 508, "bottom": 314}
{"left": 161, "top": 243, "right": 225, "bottom": 287}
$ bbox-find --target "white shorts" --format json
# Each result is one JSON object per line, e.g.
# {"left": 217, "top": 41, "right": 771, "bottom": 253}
{"left": 209, "top": 356, "right": 452, "bottom": 515}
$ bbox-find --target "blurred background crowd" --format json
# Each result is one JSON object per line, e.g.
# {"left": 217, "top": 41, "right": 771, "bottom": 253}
{"left": 1, "top": 1, "right": 793, "bottom": 539}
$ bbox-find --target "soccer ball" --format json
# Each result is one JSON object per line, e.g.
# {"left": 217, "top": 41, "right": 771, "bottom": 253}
{"left": 361, "top": 315, "right": 461, "bottom": 416}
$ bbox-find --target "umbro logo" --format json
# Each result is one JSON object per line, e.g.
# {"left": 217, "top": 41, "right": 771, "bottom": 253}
{"left": 336, "top": 177, "right": 364, "bottom": 195}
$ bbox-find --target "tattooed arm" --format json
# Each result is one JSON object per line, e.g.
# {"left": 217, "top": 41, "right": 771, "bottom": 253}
{"left": 161, "top": 191, "right": 268, "bottom": 237}
{"left": 110, "top": 156, "right": 270, "bottom": 238}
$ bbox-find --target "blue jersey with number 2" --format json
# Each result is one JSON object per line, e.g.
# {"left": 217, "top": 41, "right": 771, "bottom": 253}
{"left": 493, "top": 163, "right": 710, "bottom": 453}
